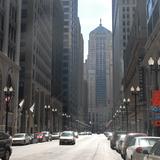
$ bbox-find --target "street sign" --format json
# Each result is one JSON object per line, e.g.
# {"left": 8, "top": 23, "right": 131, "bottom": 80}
{"left": 152, "top": 107, "right": 160, "bottom": 113}
{"left": 151, "top": 90, "right": 160, "bottom": 107}
{"left": 151, "top": 114, "right": 160, "bottom": 120}
{"left": 152, "top": 120, "right": 160, "bottom": 127}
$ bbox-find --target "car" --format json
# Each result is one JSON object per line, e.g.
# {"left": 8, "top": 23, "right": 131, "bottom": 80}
{"left": 0, "top": 132, "right": 12, "bottom": 160}
{"left": 59, "top": 131, "right": 76, "bottom": 145}
{"left": 51, "top": 132, "right": 60, "bottom": 140}
{"left": 143, "top": 140, "right": 160, "bottom": 160}
{"left": 110, "top": 131, "right": 126, "bottom": 149}
{"left": 35, "top": 132, "right": 46, "bottom": 142}
{"left": 121, "top": 133, "right": 147, "bottom": 160}
{"left": 12, "top": 133, "right": 30, "bottom": 145}
{"left": 41, "top": 131, "right": 52, "bottom": 141}
{"left": 29, "top": 133, "right": 38, "bottom": 144}
{"left": 74, "top": 131, "right": 79, "bottom": 138}
{"left": 126, "top": 136, "right": 160, "bottom": 160}
{"left": 115, "top": 134, "right": 126, "bottom": 153}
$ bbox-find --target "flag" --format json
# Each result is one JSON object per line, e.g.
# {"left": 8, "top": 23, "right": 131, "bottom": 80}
{"left": 30, "top": 103, "right": 35, "bottom": 112}
{"left": 19, "top": 99, "right": 24, "bottom": 111}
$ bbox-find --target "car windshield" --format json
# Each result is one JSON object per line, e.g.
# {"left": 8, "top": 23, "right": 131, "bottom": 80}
{"left": 61, "top": 132, "right": 73, "bottom": 136}
{"left": 13, "top": 134, "right": 25, "bottom": 138}
{"left": 52, "top": 132, "right": 59, "bottom": 135}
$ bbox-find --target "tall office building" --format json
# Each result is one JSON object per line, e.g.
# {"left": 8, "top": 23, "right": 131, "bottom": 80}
{"left": 0, "top": 0, "right": 21, "bottom": 134}
{"left": 61, "top": 0, "right": 84, "bottom": 128}
{"left": 19, "top": 0, "right": 53, "bottom": 132}
{"left": 87, "top": 22, "right": 112, "bottom": 132}
{"left": 112, "top": 0, "right": 137, "bottom": 112}
{"left": 51, "top": 0, "right": 64, "bottom": 132}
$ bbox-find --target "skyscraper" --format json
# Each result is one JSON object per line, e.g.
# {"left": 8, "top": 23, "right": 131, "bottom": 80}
{"left": 112, "top": 0, "right": 137, "bottom": 113}
{"left": 87, "top": 21, "right": 112, "bottom": 132}
{"left": 61, "top": 0, "right": 84, "bottom": 128}
{"left": 19, "top": 0, "right": 53, "bottom": 132}
{"left": 0, "top": 0, "right": 21, "bottom": 134}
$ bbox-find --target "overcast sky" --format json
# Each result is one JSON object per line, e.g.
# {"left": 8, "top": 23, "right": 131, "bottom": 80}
{"left": 78, "top": 0, "right": 112, "bottom": 60}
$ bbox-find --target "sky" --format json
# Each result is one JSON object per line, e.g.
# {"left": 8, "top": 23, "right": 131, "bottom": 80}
{"left": 78, "top": 0, "right": 112, "bottom": 60}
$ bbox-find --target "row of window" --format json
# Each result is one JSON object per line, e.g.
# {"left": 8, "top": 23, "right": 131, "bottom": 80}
{"left": 122, "top": 0, "right": 136, "bottom": 4}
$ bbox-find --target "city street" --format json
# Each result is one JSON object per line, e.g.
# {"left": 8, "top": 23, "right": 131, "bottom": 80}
{"left": 10, "top": 134, "right": 122, "bottom": 160}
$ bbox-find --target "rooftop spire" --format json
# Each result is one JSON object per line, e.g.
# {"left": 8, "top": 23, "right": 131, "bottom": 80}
{"left": 100, "top": 18, "right": 102, "bottom": 26}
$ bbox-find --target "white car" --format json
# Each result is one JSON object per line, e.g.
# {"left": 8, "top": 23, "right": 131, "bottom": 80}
{"left": 12, "top": 133, "right": 30, "bottom": 145}
{"left": 59, "top": 131, "right": 76, "bottom": 145}
{"left": 126, "top": 136, "right": 160, "bottom": 160}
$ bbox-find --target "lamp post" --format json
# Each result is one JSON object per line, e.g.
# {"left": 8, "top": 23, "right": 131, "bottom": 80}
{"left": 116, "top": 109, "right": 121, "bottom": 130}
{"left": 130, "top": 86, "right": 140, "bottom": 132}
{"left": 120, "top": 105, "right": 126, "bottom": 131}
{"left": 123, "top": 98, "right": 130, "bottom": 132}
{"left": 148, "top": 57, "right": 160, "bottom": 90}
{"left": 3, "top": 86, "right": 14, "bottom": 133}
{"left": 44, "top": 105, "right": 50, "bottom": 130}
{"left": 52, "top": 108, "right": 57, "bottom": 132}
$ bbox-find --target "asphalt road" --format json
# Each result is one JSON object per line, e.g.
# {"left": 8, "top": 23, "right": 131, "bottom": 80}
{"left": 10, "top": 134, "right": 123, "bottom": 160}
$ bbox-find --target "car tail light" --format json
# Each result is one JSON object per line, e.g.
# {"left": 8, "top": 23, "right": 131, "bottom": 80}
{"left": 136, "top": 147, "right": 143, "bottom": 153}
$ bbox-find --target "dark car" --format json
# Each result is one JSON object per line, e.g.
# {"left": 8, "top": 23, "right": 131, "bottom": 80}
{"left": 143, "top": 140, "right": 160, "bottom": 160}
{"left": 110, "top": 131, "right": 126, "bottom": 149}
{"left": 35, "top": 132, "right": 46, "bottom": 142}
{"left": 59, "top": 131, "right": 76, "bottom": 145}
{"left": 0, "top": 132, "right": 12, "bottom": 160}
{"left": 121, "top": 132, "right": 147, "bottom": 160}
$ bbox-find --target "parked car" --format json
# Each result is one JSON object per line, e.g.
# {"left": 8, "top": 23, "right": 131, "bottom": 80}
{"left": 126, "top": 136, "right": 160, "bottom": 160}
{"left": 41, "top": 131, "right": 52, "bottom": 141}
{"left": 115, "top": 134, "right": 126, "bottom": 153}
{"left": 110, "top": 131, "right": 126, "bottom": 149}
{"left": 59, "top": 131, "right": 76, "bottom": 145}
{"left": 29, "top": 133, "right": 38, "bottom": 144}
{"left": 12, "top": 133, "right": 30, "bottom": 145}
{"left": 35, "top": 132, "right": 46, "bottom": 142}
{"left": 74, "top": 131, "right": 79, "bottom": 138}
{"left": 121, "top": 133, "right": 147, "bottom": 160}
{"left": 0, "top": 132, "right": 12, "bottom": 160}
{"left": 51, "top": 132, "right": 60, "bottom": 140}
{"left": 143, "top": 140, "right": 160, "bottom": 160}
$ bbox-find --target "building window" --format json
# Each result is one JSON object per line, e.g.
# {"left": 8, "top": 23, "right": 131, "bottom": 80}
{"left": 63, "top": 1, "right": 69, "bottom": 5}
{"left": 22, "top": 9, "right": 27, "bottom": 18}
{"left": 21, "top": 23, "right": 26, "bottom": 32}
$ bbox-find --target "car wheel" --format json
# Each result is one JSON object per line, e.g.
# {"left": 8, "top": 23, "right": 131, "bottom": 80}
{"left": 59, "top": 141, "right": 62, "bottom": 145}
{"left": 2, "top": 150, "right": 10, "bottom": 160}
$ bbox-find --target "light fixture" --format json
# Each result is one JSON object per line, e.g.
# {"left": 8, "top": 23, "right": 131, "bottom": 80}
{"left": 148, "top": 57, "right": 154, "bottom": 66}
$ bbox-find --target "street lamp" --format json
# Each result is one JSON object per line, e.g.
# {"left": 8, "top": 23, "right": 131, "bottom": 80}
{"left": 130, "top": 86, "right": 140, "bottom": 132}
{"left": 120, "top": 105, "right": 126, "bottom": 131}
{"left": 148, "top": 57, "right": 160, "bottom": 89}
{"left": 44, "top": 105, "right": 50, "bottom": 130}
{"left": 52, "top": 108, "right": 57, "bottom": 131}
{"left": 3, "top": 86, "right": 14, "bottom": 133}
{"left": 123, "top": 98, "right": 130, "bottom": 132}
